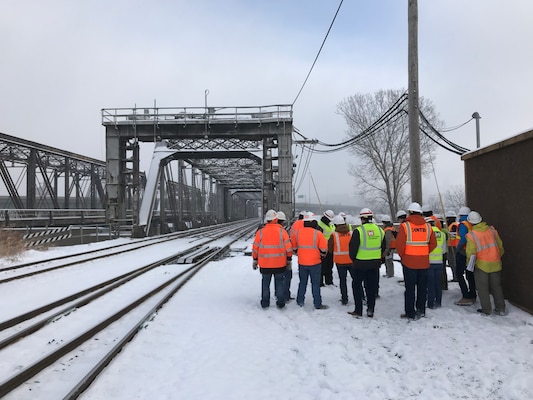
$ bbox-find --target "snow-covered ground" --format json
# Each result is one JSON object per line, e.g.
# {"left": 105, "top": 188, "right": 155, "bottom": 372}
{"left": 2, "top": 239, "right": 533, "bottom": 400}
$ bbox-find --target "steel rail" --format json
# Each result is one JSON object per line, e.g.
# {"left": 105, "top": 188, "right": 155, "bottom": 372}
{"left": 0, "top": 220, "right": 255, "bottom": 332}
{"left": 0, "top": 219, "right": 248, "bottom": 272}
{"left": 0, "top": 220, "right": 257, "bottom": 398}
{"left": 0, "top": 220, "right": 254, "bottom": 284}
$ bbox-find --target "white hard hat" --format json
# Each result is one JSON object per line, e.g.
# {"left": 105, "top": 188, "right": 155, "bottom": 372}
{"left": 434, "top": 213, "right": 443, "bottom": 220}
{"left": 277, "top": 211, "right": 287, "bottom": 221}
{"left": 359, "top": 208, "right": 374, "bottom": 218}
{"left": 396, "top": 210, "right": 407, "bottom": 219}
{"left": 332, "top": 215, "right": 345, "bottom": 225}
{"left": 323, "top": 210, "right": 335, "bottom": 221}
{"left": 467, "top": 211, "right": 482, "bottom": 225}
{"left": 299, "top": 210, "right": 307, "bottom": 217}
{"left": 339, "top": 211, "right": 347, "bottom": 218}
{"left": 407, "top": 202, "right": 422, "bottom": 213}
{"left": 264, "top": 209, "right": 278, "bottom": 221}
{"left": 458, "top": 206, "right": 471, "bottom": 216}
{"left": 381, "top": 215, "right": 391, "bottom": 222}
{"left": 422, "top": 204, "right": 432, "bottom": 213}
{"left": 445, "top": 210, "right": 457, "bottom": 218}
{"left": 304, "top": 211, "right": 315, "bottom": 220}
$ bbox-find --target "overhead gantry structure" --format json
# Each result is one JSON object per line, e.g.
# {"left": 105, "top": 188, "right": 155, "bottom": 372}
{"left": 102, "top": 105, "right": 294, "bottom": 236}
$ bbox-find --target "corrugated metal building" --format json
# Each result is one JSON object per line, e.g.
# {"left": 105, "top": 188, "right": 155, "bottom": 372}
{"left": 462, "top": 128, "right": 533, "bottom": 314}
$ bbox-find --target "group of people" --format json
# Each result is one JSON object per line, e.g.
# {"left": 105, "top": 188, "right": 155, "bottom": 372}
{"left": 251, "top": 202, "right": 507, "bottom": 319}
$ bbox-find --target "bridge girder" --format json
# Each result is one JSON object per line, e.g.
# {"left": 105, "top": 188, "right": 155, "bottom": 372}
{"left": 103, "top": 105, "right": 294, "bottom": 227}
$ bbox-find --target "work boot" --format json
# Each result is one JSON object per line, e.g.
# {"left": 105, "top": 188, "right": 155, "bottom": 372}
{"left": 454, "top": 298, "right": 474, "bottom": 306}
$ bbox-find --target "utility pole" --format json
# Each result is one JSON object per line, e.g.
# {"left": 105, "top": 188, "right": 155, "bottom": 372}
{"left": 408, "top": 0, "right": 422, "bottom": 203}
{"left": 472, "top": 112, "right": 481, "bottom": 148}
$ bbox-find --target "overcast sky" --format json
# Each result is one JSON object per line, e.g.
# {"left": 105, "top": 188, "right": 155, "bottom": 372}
{"left": 1, "top": 0, "right": 532, "bottom": 209}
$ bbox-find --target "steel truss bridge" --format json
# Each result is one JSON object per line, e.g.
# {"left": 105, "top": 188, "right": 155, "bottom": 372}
{"left": 0, "top": 132, "right": 107, "bottom": 228}
{"left": 0, "top": 105, "right": 294, "bottom": 236}
{"left": 102, "top": 104, "right": 294, "bottom": 237}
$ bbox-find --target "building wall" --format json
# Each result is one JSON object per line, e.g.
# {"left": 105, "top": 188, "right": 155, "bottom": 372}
{"left": 462, "top": 129, "right": 533, "bottom": 313}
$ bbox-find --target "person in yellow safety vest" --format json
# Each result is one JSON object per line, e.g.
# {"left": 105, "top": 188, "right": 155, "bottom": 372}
{"left": 317, "top": 209, "right": 336, "bottom": 286}
{"left": 347, "top": 208, "right": 385, "bottom": 318}
{"left": 454, "top": 206, "right": 476, "bottom": 306}
{"left": 465, "top": 211, "right": 507, "bottom": 316}
{"left": 434, "top": 213, "right": 448, "bottom": 291}
{"left": 426, "top": 217, "right": 446, "bottom": 309}
{"left": 382, "top": 215, "right": 396, "bottom": 278}
{"left": 328, "top": 214, "right": 353, "bottom": 305}
{"left": 445, "top": 210, "right": 459, "bottom": 282}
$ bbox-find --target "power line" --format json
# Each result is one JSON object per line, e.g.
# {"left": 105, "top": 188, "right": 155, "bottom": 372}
{"left": 292, "top": 0, "right": 344, "bottom": 105}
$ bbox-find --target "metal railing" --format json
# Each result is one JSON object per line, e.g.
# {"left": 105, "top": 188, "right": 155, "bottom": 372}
{"left": 102, "top": 104, "right": 293, "bottom": 126}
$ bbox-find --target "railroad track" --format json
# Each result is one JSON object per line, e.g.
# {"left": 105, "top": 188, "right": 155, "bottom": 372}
{"left": 0, "top": 220, "right": 250, "bottom": 283}
{"left": 0, "top": 219, "right": 258, "bottom": 399}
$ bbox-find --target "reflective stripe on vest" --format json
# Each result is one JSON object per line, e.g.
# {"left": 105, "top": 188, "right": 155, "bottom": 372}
{"left": 294, "top": 228, "right": 325, "bottom": 265}
{"left": 355, "top": 224, "right": 383, "bottom": 260}
{"left": 429, "top": 226, "right": 445, "bottom": 262}
{"left": 332, "top": 231, "right": 352, "bottom": 264}
{"left": 467, "top": 228, "right": 500, "bottom": 262}
{"left": 447, "top": 222, "right": 459, "bottom": 246}
{"left": 253, "top": 225, "right": 290, "bottom": 268}
{"left": 318, "top": 220, "right": 335, "bottom": 240}
{"left": 403, "top": 221, "right": 431, "bottom": 256}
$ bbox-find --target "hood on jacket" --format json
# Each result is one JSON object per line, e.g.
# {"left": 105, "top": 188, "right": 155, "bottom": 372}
{"left": 472, "top": 221, "right": 489, "bottom": 232}
{"left": 334, "top": 223, "right": 350, "bottom": 234}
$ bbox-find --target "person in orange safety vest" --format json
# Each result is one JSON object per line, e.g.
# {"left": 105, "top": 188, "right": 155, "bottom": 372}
{"left": 292, "top": 212, "right": 329, "bottom": 310}
{"left": 252, "top": 209, "right": 292, "bottom": 309}
{"left": 465, "top": 211, "right": 507, "bottom": 316}
{"left": 328, "top": 214, "right": 353, "bottom": 305}
{"left": 396, "top": 202, "right": 437, "bottom": 321}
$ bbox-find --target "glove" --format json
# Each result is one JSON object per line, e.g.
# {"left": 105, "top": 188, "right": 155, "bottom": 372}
{"left": 286, "top": 259, "right": 292, "bottom": 270}
{"left": 252, "top": 260, "right": 258, "bottom": 270}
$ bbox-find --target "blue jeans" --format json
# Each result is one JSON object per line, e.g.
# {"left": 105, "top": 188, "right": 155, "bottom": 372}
{"left": 297, "top": 263, "right": 322, "bottom": 308}
{"left": 427, "top": 263, "right": 443, "bottom": 308}
{"left": 261, "top": 272, "right": 285, "bottom": 308}
{"left": 403, "top": 265, "right": 428, "bottom": 318}
{"left": 337, "top": 264, "right": 351, "bottom": 304}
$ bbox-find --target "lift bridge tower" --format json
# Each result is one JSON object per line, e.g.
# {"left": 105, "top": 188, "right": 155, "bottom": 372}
{"left": 102, "top": 105, "right": 294, "bottom": 235}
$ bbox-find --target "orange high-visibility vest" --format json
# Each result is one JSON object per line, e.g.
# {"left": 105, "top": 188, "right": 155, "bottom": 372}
{"left": 384, "top": 226, "right": 396, "bottom": 249}
{"left": 289, "top": 218, "right": 304, "bottom": 239}
{"left": 292, "top": 227, "right": 328, "bottom": 266}
{"left": 466, "top": 228, "right": 501, "bottom": 262}
{"left": 447, "top": 221, "right": 459, "bottom": 247}
{"left": 331, "top": 231, "right": 352, "bottom": 264}
{"left": 252, "top": 223, "right": 292, "bottom": 268}
{"left": 401, "top": 221, "right": 432, "bottom": 256}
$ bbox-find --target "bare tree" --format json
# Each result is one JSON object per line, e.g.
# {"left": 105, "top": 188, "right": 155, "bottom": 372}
{"left": 337, "top": 89, "right": 443, "bottom": 218}
{"left": 443, "top": 185, "right": 466, "bottom": 214}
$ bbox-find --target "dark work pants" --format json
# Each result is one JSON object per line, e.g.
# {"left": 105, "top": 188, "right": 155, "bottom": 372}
{"left": 456, "top": 252, "right": 476, "bottom": 299}
{"left": 321, "top": 252, "right": 334, "bottom": 285}
{"left": 349, "top": 265, "right": 379, "bottom": 315}
{"left": 402, "top": 265, "right": 428, "bottom": 319}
